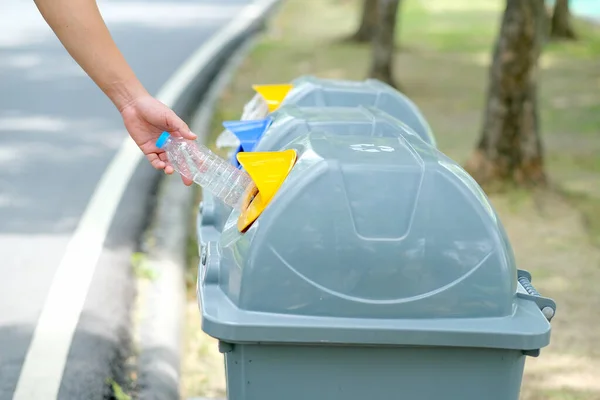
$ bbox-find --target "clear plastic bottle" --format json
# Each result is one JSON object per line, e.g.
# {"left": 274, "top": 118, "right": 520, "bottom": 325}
{"left": 156, "top": 132, "right": 253, "bottom": 209}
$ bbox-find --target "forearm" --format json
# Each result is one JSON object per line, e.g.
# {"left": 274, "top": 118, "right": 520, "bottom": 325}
{"left": 34, "top": 0, "right": 148, "bottom": 110}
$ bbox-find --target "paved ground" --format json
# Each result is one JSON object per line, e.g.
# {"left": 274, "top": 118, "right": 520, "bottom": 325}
{"left": 0, "top": 0, "right": 250, "bottom": 399}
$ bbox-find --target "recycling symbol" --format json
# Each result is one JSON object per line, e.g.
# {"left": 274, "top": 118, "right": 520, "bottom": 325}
{"left": 349, "top": 143, "right": 395, "bottom": 153}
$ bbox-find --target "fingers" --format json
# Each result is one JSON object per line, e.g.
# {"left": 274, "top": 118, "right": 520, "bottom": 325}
{"left": 149, "top": 149, "right": 192, "bottom": 187}
{"left": 160, "top": 155, "right": 191, "bottom": 186}
{"left": 157, "top": 153, "right": 173, "bottom": 175}
{"left": 147, "top": 153, "right": 176, "bottom": 176}
{"left": 181, "top": 175, "right": 193, "bottom": 186}
{"left": 180, "top": 129, "right": 198, "bottom": 141}
{"left": 163, "top": 108, "right": 197, "bottom": 140}
{"left": 148, "top": 153, "right": 166, "bottom": 170}
{"left": 151, "top": 158, "right": 166, "bottom": 170}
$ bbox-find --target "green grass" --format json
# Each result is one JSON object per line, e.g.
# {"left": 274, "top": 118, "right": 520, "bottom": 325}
{"left": 184, "top": 185, "right": 202, "bottom": 295}
{"left": 106, "top": 378, "right": 131, "bottom": 400}
{"left": 546, "top": 18, "right": 600, "bottom": 59}
{"left": 400, "top": 0, "right": 501, "bottom": 53}
{"left": 534, "top": 389, "right": 600, "bottom": 400}
{"left": 130, "top": 252, "right": 157, "bottom": 281}
{"left": 539, "top": 390, "right": 598, "bottom": 400}
{"left": 563, "top": 191, "right": 600, "bottom": 247}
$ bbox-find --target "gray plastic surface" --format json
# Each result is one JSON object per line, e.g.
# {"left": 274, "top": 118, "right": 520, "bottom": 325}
{"left": 222, "top": 344, "right": 525, "bottom": 400}
{"left": 198, "top": 77, "right": 435, "bottom": 250}
{"left": 198, "top": 130, "right": 552, "bottom": 351}
{"left": 197, "top": 105, "right": 429, "bottom": 241}
{"left": 261, "top": 105, "right": 423, "bottom": 151}
{"left": 285, "top": 75, "right": 436, "bottom": 147}
{"left": 198, "top": 193, "right": 229, "bottom": 246}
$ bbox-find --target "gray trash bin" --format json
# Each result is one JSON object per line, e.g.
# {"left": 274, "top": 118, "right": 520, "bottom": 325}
{"left": 198, "top": 129, "right": 556, "bottom": 400}
{"left": 198, "top": 105, "right": 428, "bottom": 245}
{"left": 284, "top": 75, "right": 436, "bottom": 147}
{"left": 204, "top": 76, "right": 434, "bottom": 247}
{"left": 216, "top": 76, "right": 435, "bottom": 151}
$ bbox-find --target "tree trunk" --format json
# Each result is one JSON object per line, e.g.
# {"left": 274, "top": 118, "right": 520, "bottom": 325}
{"left": 465, "top": 0, "right": 547, "bottom": 188}
{"left": 369, "top": 0, "right": 400, "bottom": 89}
{"left": 348, "top": 0, "right": 378, "bottom": 42}
{"left": 551, "top": 0, "right": 576, "bottom": 40}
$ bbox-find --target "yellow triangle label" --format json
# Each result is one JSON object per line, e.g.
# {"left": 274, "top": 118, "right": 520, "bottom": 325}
{"left": 252, "top": 84, "right": 294, "bottom": 112}
{"left": 236, "top": 149, "right": 297, "bottom": 203}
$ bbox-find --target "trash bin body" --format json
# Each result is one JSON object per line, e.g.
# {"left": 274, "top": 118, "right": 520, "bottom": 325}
{"left": 222, "top": 344, "right": 524, "bottom": 400}
{"left": 198, "top": 128, "right": 555, "bottom": 400}
{"left": 197, "top": 193, "right": 228, "bottom": 245}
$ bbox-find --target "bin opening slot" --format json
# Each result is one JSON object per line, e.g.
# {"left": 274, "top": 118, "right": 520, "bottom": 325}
{"left": 236, "top": 149, "right": 298, "bottom": 233}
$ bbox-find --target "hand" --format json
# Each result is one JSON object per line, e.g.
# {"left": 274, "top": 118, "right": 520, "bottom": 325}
{"left": 120, "top": 95, "right": 197, "bottom": 186}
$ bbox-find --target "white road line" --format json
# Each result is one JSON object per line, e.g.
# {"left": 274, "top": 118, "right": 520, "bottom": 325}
{"left": 12, "top": 139, "right": 141, "bottom": 400}
{"left": 12, "top": 0, "right": 279, "bottom": 398}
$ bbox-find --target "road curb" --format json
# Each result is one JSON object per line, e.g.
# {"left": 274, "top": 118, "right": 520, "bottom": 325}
{"left": 136, "top": 1, "right": 283, "bottom": 399}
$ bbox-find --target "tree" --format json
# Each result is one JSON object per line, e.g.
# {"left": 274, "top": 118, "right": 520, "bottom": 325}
{"left": 551, "top": 0, "right": 577, "bottom": 40}
{"left": 368, "top": 0, "right": 401, "bottom": 88}
{"left": 348, "top": 0, "right": 378, "bottom": 42}
{"left": 465, "top": 0, "right": 547, "bottom": 188}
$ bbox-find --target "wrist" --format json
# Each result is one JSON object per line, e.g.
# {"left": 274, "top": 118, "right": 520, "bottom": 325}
{"left": 104, "top": 77, "right": 149, "bottom": 112}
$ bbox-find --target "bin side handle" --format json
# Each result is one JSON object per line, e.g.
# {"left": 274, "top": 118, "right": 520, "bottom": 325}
{"left": 517, "top": 269, "right": 556, "bottom": 321}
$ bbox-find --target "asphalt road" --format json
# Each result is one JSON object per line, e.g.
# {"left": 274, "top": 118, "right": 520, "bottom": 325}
{"left": 0, "top": 0, "right": 250, "bottom": 398}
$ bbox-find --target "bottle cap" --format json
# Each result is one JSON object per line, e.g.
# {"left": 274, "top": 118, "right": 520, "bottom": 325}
{"left": 156, "top": 131, "right": 171, "bottom": 149}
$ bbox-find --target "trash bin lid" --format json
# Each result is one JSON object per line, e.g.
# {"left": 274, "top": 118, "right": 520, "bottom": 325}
{"left": 199, "top": 130, "right": 551, "bottom": 351}
{"left": 256, "top": 105, "right": 423, "bottom": 152}
{"left": 285, "top": 75, "right": 436, "bottom": 147}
